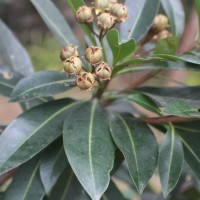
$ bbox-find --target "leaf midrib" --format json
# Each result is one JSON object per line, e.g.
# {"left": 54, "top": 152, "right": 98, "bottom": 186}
{"left": 22, "top": 160, "right": 41, "bottom": 200}
{"left": 0, "top": 101, "right": 79, "bottom": 170}
{"left": 118, "top": 115, "right": 140, "bottom": 192}
{"left": 14, "top": 79, "right": 74, "bottom": 99}
{"left": 88, "top": 100, "right": 97, "bottom": 195}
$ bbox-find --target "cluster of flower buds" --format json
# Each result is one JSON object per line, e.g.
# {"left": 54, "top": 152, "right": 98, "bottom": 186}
{"left": 151, "top": 14, "right": 172, "bottom": 41}
{"left": 60, "top": 45, "right": 112, "bottom": 90}
{"left": 75, "top": 0, "right": 128, "bottom": 38}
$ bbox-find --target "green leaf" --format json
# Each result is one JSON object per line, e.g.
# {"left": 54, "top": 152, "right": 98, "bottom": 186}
{"left": 137, "top": 86, "right": 200, "bottom": 107}
{"left": 30, "top": 0, "right": 79, "bottom": 46}
{"left": 0, "top": 20, "right": 34, "bottom": 76}
{"left": 120, "top": 0, "right": 160, "bottom": 41}
{"left": 112, "top": 57, "right": 166, "bottom": 75}
{"left": 66, "top": 0, "right": 96, "bottom": 45}
{"left": 158, "top": 125, "right": 184, "bottom": 198}
{"left": 163, "top": 100, "right": 200, "bottom": 118}
{"left": 0, "top": 99, "right": 79, "bottom": 175}
{"left": 109, "top": 114, "right": 158, "bottom": 194}
{"left": 154, "top": 37, "right": 179, "bottom": 55}
{"left": 127, "top": 92, "right": 160, "bottom": 114}
{"left": 161, "top": 0, "right": 185, "bottom": 36}
{"left": 106, "top": 29, "right": 135, "bottom": 65}
{"left": 195, "top": 0, "right": 200, "bottom": 41}
{"left": 63, "top": 100, "right": 115, "bottom": 200}
{"left": 40, "top": 138, "right": 68, "bottom": 195}
{"left": 4, "top": 156, "right": 45, "bottom": 200}
{"left": 10, "top": 71, "right": 75, "bottom": 102}
{"left": 174, "top": 122, "right": 200, "bottom": 179}
{"left": 0, "top": 65, "right": 23, "bottom": 97}
{"left": 48, "top": 167, "right": 84, "bottom": 200}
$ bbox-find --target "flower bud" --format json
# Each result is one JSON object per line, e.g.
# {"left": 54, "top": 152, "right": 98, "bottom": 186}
{"left": 154, "top": 30, "right": 172, "bottom": 41}
{"left": 63, "top": 56, "right": 83, "bottom": 75}
{"left": 151, "top": 14, "right": 169, "bottom": 32}
{"left": 76, "top": 6, "right": 94, "bottom": 23}
{"left": 109, "top": 3, "right": 128, "bottom": 23}
{"left": 95, "top": 62, "right": 112, "bottom": 81}
{"left": 97, "top": 13, "right": 116, "bottom": 30}
{"left": 94, "top": 0, "right": 109, "bottom": 14}
{"left": 108, "top": 0, "right": 117, "bottom": 3}
{"left": 60, "top": 45, "right": 78, "bottom": 61}
{"left": 76, "top": 72, "right": 96, "bottom": 90}
{"left": 85, "top": 46, "right": 103, "bottom": 65}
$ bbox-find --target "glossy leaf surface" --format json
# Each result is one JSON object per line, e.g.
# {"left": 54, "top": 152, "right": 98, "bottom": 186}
{"left": 0, "top": 99, "right": 79, "bottom": 175}
{"left": 127, "top": 92, "right": 160, "bottom": 114}
{"left": 40, "top": 138, "right": 68, "bottom": 194}
{"left": 30, "top": 0, "right": 79, "bottom": 46}
{"left": 158, "top": 125, "right": 184, "bottom": 198}
{"left": 163, "top": 100, "right": 200, "bottom": 117}
{"left": 110, "top": 114, "right": 158, "bottom": 194}
{"left": 11, "top": 71, "right": 75, "bottom": 102}
{"left": 48, "top": 167, "right": 83, "bottom": 200}
{"left": 106, "top": 29, "right": 135, "bottom": 65}
{"left": 63, "top": 100, "right": 115, "bottom": 200}
{"left": 4, "top": 156, "right": 45, "bottom": 200}
{"left": 175, "top": 122, "right": 200, "bottom": 179}
{"left": 161, "top": 0, "right": 185, "bottom": 36}
{"left": 120, "top": 0, "right": 160, "bottom": 41}
{"left": 154, "top": 37, "right": 179, "bottom": 55}
{"left": 0, "top": 20, "right": 34, "bottom": 76}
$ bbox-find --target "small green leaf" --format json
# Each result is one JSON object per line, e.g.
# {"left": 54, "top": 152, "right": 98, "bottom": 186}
{"left": 163, "top": 100, "right": 200, "bottom": 118}
{"left": 0, "top": 20, "right": 34, "bottom": 76}
{"left": 30, "top": 0, "right": 79, "bottom": 46}
{"left": 63, "top": 100, "right": 115, "bottom": 200}
{"left": 158, "top": 125, "right": 184, "bottom": 198}
{"left": 40, "top": 138, "right": 68, "bottom": 195}
{"left": 174, "top": 122, "right": 200, "bottom": 179}
{"left": 106, "top": 29, "right": 135, "bottom": 65}
{"left": 161, "top": 0, "right": 185, "bottom": 36}
{"left": 109, "top": 114, "right": 158, "bottom": 194}
{"left": 48, "top": 167, "right": 84, "bottom": 200}
{"left": 4, "top": 156, "right": 45, "bottom": 200}
{"left": 66, "top": 0, "right": 96, "bottom": 45}
{"left": 127, "top": 92, "right": 160, "bottom": 114}
{"left": 0, "top": 65, "right": 23, "bottom": 97}
{"left": 120, "top": 0, "right": 160, "bottom": 41}
{"left": 154, "top": 37, "right": 179, "bottom": 55}
{"left": 10, "top": 71, "right": 75, "bottom": 102}
{"left": 0, "top": 99, "right": 79, "bottom": 175}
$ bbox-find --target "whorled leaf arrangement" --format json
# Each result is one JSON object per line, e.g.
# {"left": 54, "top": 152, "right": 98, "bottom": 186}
{"left": 0, "top": 0, "right": 200, "bottom": 200}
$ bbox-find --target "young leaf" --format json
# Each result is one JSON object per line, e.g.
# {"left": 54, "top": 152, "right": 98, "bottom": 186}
{"left": 175, "top": 122, "right": 200, "bottom": 179}
{"left": 120, "top": 0, "right": 160, "bottom": 41}
{"left": 0, "top": 65, "right": 23, "bottom": 97}
{"left": 158, "top": 125, "right": 184, "bottom": 198}
{"left": 161, "top": 0, "right": 185, "bottom": 36}
{"left": 63, "top": 100, "right": 115, "bottom": 200}
{"left": 0, "top": 99, "right": 79, "bottom": 175}
{"left": 48, "top": 167, "right": 84, "bottom": 200}
{"left": 66, "top": 0, "right": 96, "bottom": 45}
{"left": 154, "top": 37, "right": 179, "bottom": 55}
{"left": 40, "top": 138, "right": 68, "bottom": 195}
{"left": 127, "top": 92, "right": 160, "bottom": 114}
{"left": 109, "top": 114, "right": 158, "bottom": 194}
{"left": 163, "top": 100, "right": 200, "bottom": 118}
{"left": 30, "top": 0, "right": 79, "bottom": 46}
{"left": 10, "top": 71, "right": 75, "bottom": 102}
{"left": 3, "top": 156, "right": 45, "bottom": 200}
{"left": 106, "top": 29, "right": 135, "bottom": 65}
{"left": 0, "top": 20, "right": 34, "bottom": 76}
